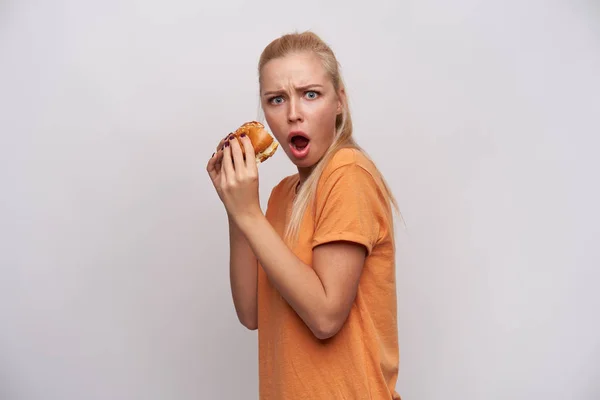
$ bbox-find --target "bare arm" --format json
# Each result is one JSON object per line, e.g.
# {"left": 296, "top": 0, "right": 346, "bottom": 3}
{"left": 212, "top": 136, "right": 367, "bottom": 340}
{"left": 236, "top": 212, "right": 365, "bottom": 340}
{"left": 228, "top": 214, "right": 258, "bottom": 330}
{"left": 207, "top": 137, "right": 258, "bottom": 331}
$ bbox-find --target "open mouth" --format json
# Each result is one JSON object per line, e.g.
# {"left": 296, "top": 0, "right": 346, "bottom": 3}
{"left": 291, "top": 135, "right": 310, "bottom": 151}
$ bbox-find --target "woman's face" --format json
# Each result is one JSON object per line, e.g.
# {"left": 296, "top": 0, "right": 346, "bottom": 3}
{"left": 260, "top": 51, "right": 343, "bottom": 171}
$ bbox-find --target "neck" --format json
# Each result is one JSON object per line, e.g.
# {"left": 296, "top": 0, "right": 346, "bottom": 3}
{"left": 296, "top": 166, "right": 313, "bottom": 192}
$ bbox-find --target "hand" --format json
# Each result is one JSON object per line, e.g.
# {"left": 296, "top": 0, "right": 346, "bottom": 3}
{"left": 207, "top": 133, "right": 262, "bottom": 223}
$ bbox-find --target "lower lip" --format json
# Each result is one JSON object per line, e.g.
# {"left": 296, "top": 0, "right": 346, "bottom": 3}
{"left": 289, "top": 142, "right": 311, "bottom": 159}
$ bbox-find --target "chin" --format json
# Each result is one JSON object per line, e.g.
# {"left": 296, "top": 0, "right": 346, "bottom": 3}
{"left": 293, "top": 159, "right": 316, "bottom": 169}
{"left": 293, "top": 153, "right": 323, "bottom": 169}
{"left": 283, "top": 142, "right": 326, "bottom": 169}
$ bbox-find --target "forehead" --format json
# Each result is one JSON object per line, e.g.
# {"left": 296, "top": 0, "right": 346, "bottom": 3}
{"left": 260, "top": 52, "right": 329, "bottom": 90}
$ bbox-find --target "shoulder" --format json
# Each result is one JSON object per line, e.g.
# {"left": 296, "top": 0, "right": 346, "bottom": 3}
{"left": 312, "top": 148, "right": 393, "bottom": 244}
{"left": 317, "top": 147, "right": 392, "bottom": 210}
{"left": 320, "top": 147, "right": 380, "bottom": 186}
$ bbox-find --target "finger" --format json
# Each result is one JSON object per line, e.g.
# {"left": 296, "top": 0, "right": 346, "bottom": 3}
{"left": 206, "top": 152, "right": 219, "bottom": 183}
{"left": 240, "top": 134, "right": 258, "bottom": 172}
{"left": 229, "top": 136, "right": 245, "bottom": 176}
{"left": 215, "top": 132, "right": 231, "bottom": 152}
{"left": 214, "top": 148, "right": 224, "bottom": 174}
{"left": 221, "top": 139, "right": 235, "bottom": 182}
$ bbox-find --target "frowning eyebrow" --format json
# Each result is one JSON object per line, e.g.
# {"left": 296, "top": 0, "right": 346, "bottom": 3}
{"left": 262, "top": 84, "right": 324, "bottom": 97}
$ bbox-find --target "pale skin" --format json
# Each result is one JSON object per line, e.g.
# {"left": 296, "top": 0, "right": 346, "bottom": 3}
{"left": 207, "top": 51, "right": 366, "bottom": 340}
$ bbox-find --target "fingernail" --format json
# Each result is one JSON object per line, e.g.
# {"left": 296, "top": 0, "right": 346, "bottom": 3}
{"left": 240, "top": 133, "right": 246, "bottom": 138}
{"left": 229, "top": 136, "right": 234, "bottom": 140}
{"left": 224, "top": 141, "right": 229, "bottom": 147}
{"left": 212, "top": 152, "right": 215, "bottom": 157}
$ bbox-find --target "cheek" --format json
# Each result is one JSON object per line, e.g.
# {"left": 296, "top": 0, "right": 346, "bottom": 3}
{"left": 264, "top": 116, "right": 289, "bottom": 150}
{"left": 313, "top": 103, "right": 338, "bottom": 137}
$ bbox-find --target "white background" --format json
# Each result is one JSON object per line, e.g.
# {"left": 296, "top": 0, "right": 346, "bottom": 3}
{"left": 1, "top": 0, "right": 599, "bottom": 399}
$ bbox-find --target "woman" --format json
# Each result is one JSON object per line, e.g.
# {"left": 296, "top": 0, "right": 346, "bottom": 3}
{"left": 207, "top": 31, "right": 401, "bottom": 400}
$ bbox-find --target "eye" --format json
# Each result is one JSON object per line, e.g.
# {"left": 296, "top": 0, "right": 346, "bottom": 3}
{"left": 269, "top": 96, "right": 284, "bottom": 105}
{"left": 305, "top": 90, "right": 320, "bottom": 100}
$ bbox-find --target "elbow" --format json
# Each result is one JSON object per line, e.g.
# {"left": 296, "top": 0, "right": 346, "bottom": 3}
{"left": 236, "top": 310, "right": 258, "bottom": 331}
{"left": 310, "top": 313, "right": 345, "bottom": 340}
{"left": 242, "top": 321, "right": 258, "bottom": 331}
{"left": 239, "top": 316, "right": 258, "bottom": 331}
{"left": 239, "top": 311, "right": 258, "bottom": 330}
{"left": 313, "top": 327, "right": 338, "bottom": 341}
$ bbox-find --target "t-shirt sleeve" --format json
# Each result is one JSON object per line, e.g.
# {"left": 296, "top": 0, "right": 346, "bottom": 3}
{"left": 311, "top": 163, "right": 387, "bottom": 255}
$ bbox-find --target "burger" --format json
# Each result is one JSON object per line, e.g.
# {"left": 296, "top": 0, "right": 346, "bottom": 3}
{"left": 217, "top": 121, "right": 279, "bottom": 163}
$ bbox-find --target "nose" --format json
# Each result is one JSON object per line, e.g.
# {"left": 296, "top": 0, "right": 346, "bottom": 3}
{"left": 287, "top": 97, "right": 303, "bottom": 123}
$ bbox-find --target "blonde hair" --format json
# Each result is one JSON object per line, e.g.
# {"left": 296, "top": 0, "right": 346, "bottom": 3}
{"left": 258, "top": 31, "right": 400, "bottom": 244}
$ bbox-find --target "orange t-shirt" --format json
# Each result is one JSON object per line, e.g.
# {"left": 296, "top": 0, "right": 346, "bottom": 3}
{"left": 257, "top": 148, "right": 401, "bottom": 399}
